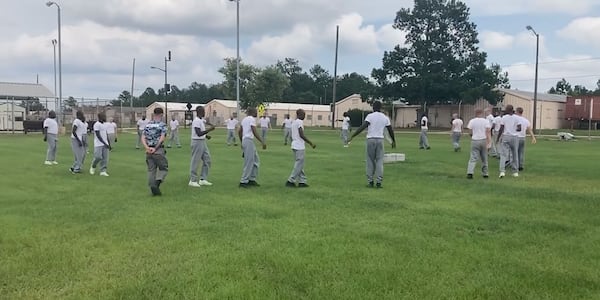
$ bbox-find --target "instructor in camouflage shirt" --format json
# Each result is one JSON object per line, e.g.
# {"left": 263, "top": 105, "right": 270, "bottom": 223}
{"left": 142, "top": 107, "right": 168, "bottom": 196}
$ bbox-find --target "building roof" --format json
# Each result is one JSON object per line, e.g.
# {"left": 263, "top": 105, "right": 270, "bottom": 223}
{"left": 500, "top": 88, "right": 567, "bottom": 103}
{"left": 208, "top": 99, "right": 237, "bottom": 108}
{"left": 0, "top": 82, "right": 54, "bottom": 99}
{"left": 265, "top": 102, "right": 330, "bottom": 112}
{"left": 148, "top": 102, "right": 204, "bottom": 111}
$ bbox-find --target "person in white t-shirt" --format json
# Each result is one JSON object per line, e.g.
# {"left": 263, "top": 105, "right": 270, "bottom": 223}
{"left": 285, "top": 109, "right": 316, "bottom": 188}
{"left": 43, "top": 110, "right": 59, "bottom": 165}
{"left": 238, "top": 107, "right": 266, "bottom": 188}
{"left": 484, "top": 108, "right": 498, "bottom": 157}
{"left": 282, "top": 114, "right": 293, "bottom": 145}
{"left": 225, "top": 116, "right": 239, "bottom": 146}
{"left": 515, "top": 107, "right": 537, "bottom": 171}
{"left": 497, "top": 105, "right": 520, "bottom": 178}
{"left": 136, "top": 116, "right": 149, "bottom": 149}
{"left": 106, "top": 119, "right": 118, "bottom": 147}
{"left": 349, "top": 101, "right": 396, "bottom": 188}
{"left": 451, "top": 113, "right": 464, "bottom": 152}
{"left": 466, "top": 109, "right": 492, "bottom": 179}
{"left": 419, "top": 113, "right": 430, "bottom": 150}
{"left": 492, "top": 112, "right": 502, "bottom": 158}
{"left": 167, "top": 115, "right": 181, "bottom": 148}
{"left": 259, "top": 114, "right": 271, "bottom": 143}
{"left": 189, "top": 106, "right": 215, "bottom": 187}
{"left": 90, "top": 112, "right": 112, "bottom": 176}
{"left": 337, "top": 112, "right": 351, "bottom": 147}
{"left": 70, "top": 110, "right": 87, "bottom": 173}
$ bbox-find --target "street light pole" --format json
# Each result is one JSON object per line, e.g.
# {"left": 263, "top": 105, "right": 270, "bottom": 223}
{"left": 46, "top": 2, "right": 62, "bottom": 125}
{"left": 526, "top": 25, "right": 539, "bottom": 133}
{"left": 229, "top": 0, "right": 240, "bottom": 119}
{"left": 52, "top": 39, "right": 57, "bottom": 113}
{"left": 151, "top": 50, "right": 171, "bottom": 122}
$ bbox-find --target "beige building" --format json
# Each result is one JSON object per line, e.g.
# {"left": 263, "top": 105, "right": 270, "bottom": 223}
{"left": 146, "top": 102, "right": 204, "bottom": 124}
{"left": 392, "top": 102, "right": 421, "bottom": 128}
{"left": 204, "top": 100, "right": 238, "bottom": 126}
{"left": 0, "top": 102, "right": 25, "bottom": 131}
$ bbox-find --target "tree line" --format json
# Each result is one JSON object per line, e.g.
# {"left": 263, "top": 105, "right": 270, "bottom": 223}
{"left": 548, "top": 78, "right": 600, "bottom": 96}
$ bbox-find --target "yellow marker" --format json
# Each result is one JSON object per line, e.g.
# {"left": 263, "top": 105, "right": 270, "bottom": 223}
{"left": 258, "top": 104, "right": 265, "bottom": 116}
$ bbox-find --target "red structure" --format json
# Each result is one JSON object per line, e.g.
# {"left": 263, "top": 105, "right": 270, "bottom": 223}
{"left": 565, "top": 96, "right": 599, "bottom": 129}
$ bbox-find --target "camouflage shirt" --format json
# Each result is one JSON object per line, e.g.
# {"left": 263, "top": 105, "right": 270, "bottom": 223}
{"left": 144, "top": 120, "right": 167, "bottom": 147}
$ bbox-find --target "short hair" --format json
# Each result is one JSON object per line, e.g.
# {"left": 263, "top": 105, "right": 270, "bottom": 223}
{"left": 154, "top": 107, "right": 164, "bottom": 115}
{"left": 475, "top": 108, "right": 484, "bottom": 115}
{"left": 372, "top": 101, "right": 382, "bottom": 111}
{"left": 195, "top": 106, "right": 204, "bottom": 113}
{"left": 296, "top": 108, "right": 305, "bottom": 115}
{"left": 516, "top": 107, "right": 524, "bottom": 114}
{"left": 505, "top": 105, "right": 514, "bottom": 113}
{"left": 246, "top": 107, "right": 257, "bottom": 115}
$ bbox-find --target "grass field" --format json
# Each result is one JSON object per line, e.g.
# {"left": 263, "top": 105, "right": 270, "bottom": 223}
{"left": 1, "top": 128, "right": 599, "bottom": 299}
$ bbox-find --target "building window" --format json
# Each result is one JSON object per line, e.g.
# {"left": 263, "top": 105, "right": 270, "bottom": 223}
{"left": 307, "top": 115, "right": 312, "bottom": 120}
{"left": 317, "top": 115, "right": 323, "bottom": 121}
{"left": 232, "top": 112, "right": 238, "bottom": 118}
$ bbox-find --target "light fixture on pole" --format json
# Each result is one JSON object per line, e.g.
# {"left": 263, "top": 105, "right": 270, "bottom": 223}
{"left": 51, "top": 39, "right": 57, "bottom": 113}
{"left": 229, "top": 0, "right": 240, "bottom": 119}
{"left": 46, "top": 1, "right": 62, "bottom": 125}
{"left": 151, "top": 50, "right": 171, "bottom": 121}
{"left": 526, "top": 25, "right": 539, "bottom": 133}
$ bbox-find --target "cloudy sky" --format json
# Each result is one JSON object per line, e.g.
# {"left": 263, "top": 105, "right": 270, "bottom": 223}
{"left": 2, "top": 0, "right": 600, "bottom": 100}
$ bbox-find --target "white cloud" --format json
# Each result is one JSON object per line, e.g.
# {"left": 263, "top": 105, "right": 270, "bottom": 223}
{"left": 557, "top": 17, "right": 600, "bottom": 48}
{"left": 376, "top": 24, "right": 406, "bottom": 50}
{"left": 465, "top": 0, "right": 600, "bottom": 16}
{"left": 480, "top": 31, "right": 515, "bottom": 50}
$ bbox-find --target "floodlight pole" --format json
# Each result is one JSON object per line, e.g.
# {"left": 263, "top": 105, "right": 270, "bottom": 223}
{"left": 331, "top": 25, "right": 339, "bottom": 129}
{"left": 151, "top": 51, "right": 171, "bottom": 122}
{"left": 229, "top": 0, "right": 241, "bottom": 119}
{"left": 52, "top": 39, "right": 57, "bottom": 113}
{"left": 527, "top": 25, "right": 539, "bottom": 133}
{"left": 46, "top": 1, "right": 62, "bottom": 125}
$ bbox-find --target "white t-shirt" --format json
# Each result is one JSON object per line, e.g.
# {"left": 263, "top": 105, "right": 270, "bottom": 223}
{"left": 191, "top": 117, "right": 206, "bottom": 140}
{"left": 241, "top": 116, "right": 256, "bottom": 139}
{"left": 283, "top": 118, "right": 293, "bottom": 129}
{"left": 451, "top": 119, "right": 463, "bottom": 133}
{"left": 500, "top": 114, "right": 519, "bottom": 136}
{"left": 93, "top": 122, "right": 108, "bottom": 147}
{"left": 259, "top": 117, "right": 270, "bottom": 128}
{"left": 106, "top": 122, "right": 116, "bottom": 134}
{"left": 291, "top": 119, "right": 305, "bottom": 150}
{"left": 342, "top": 116, "right": 350, "bottom": 130}
{"left": 421, "top": 116, "right": 428, "bottom": 130}
{"left": 493, "top": 116, "right": 502, "bottom": 131}
{"left": 137, "top": 119, "right": 149, "bottom": 130}
{"left": 467, "top": 117, "right": 491, "bottom": 140}
{"left": 486, "top": 114, "right": 494, "bottom": 127}
{"left": 516, "top": 115, "right": 530, "bottom": 138}
{"left": 72, "top": 119, "right": 86, "bottom": 140}
{"left": 365, "top": 111, "right": 391, "bottom": 139}
{"left": 43, "top": 118, "right": 58, "bottom": 134}
{"left": 170, "top": 120, "right": 179, "bottom": 130}
{"left": 226, "top": 118, "right": 238, "bottom": 130}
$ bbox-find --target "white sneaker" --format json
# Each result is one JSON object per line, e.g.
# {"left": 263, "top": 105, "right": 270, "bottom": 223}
{"left": 512, "top": 173, "right": 519, "bottom": 177}
{"left": 499, "top": 172, "right": 505, "bottom": 178}
{"left": 188, "top": 181, "right": 202, "bottom": 188}
{"left": 44, "top": 161, "right": 53, "bottom": 165}
{"left": 52, "top": 161, "right": 59, "bottom": 165}
{"left": 343, "top": 145, "right": 349, "bottom": 148}
{"left": 99, "top": 172, "right": 109, "bottom": 177}
{"left": 199, "top": 179, "right": 213, "bottom": 186}
{"left": 89, "top": 167, "right": 95, "bottom": 175}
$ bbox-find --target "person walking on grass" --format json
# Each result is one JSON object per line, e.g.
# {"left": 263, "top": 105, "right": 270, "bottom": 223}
{"left": 106, "top": 118, "right": 117, "bottom": 148}
{"left": 43, "top": 110, "right": 59, "bottom": 165}
{"left": 189, "top": 106, "right": 215, "bottom": 188}
{"left": 70, "top": 110, "right": 87, "bottom": 174}
{"left": 136, "top": 115, "right": 148, "bottom": 149}
{"left": 142, "top": 107, "right": 168, "bottom": 196}
{"left": 485, "top": 108, "right": 498, "bottom": 157}
{"left": 466, "top": 109, "right": 492, "bottom": 179}
{"left": 349, "top": 101, "right": 396, "bottom": 188}
{"left": 282, "top": 114, "right": 293, "bottom": 145}
{"left": 419, "top": 113, "right": 430, "bottom": 150}
{"left": 285, "top": 109, "right": 316, "bottom": 188}
{"left": 451, "top": 113, "right": 463, "bottom": 152}
{"left": 259, "top": 113, "right": 271, "bottom": 143}
{"left": 239, "top": 107, "right": 266, "bottom": 188}
{"left": 226, "top": 115, "right": 239, "bottom": 146}
{"left": 167, "top": 115, "right": 181, "bottom": 148}
{"left": 515, "top": 107, "right": 537, "bottom": 171}
{"left": 496, "top": 105, "right": 519, "bottom": 178}
{"left": 90, "top": 112, "right": 111, "bottom": 177}
{"left": 337, "top": 112, "right": 351, "bottom": 147}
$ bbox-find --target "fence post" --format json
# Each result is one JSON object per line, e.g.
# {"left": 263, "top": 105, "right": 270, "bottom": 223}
{"left": 11, "top": 97, "right": 15, "bottom": 134}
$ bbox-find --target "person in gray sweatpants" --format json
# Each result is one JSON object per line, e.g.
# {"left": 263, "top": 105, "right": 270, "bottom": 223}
{"left": 515, "top": 107, "right": 537, "bottom": 171}
{"left": 90, "top": 112, "right": 111, "bottom": 176}
{"left": 142, "top": 107, "right": 169, "bottom": 196}
{"left": 239, "top": 107, "right": 267, "bottom": 188}
{"left": 189, "top": 106, "right": 215, "bottom": 187}
{"left": 285, "top": 109, "right": 316, "bottom": 187}
{"left": 70, "top": 110, "right": 87, "bottom": 173}
{"left": 43, "top": 110, "right": 59, "bottom": 165}
{"left": 497, "top": 105, "right": 520, "bottom": 178}
{"left": 466, "top": 109, "right": 492, "bottom": 179}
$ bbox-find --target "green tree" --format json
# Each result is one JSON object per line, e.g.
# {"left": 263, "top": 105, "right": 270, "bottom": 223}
{"left": 276, "top": 58, "right": 303, "bottom": 78}
{"left": 64, "top": 96, "right": 78, "bottom": 111}
{"left": 372, "top": 0, "right": 504, "bottom": 106}
{"left": 218, "top": 57, "right": 257, "bottom": 102}
{"left": 571, "top": 85, "right": 591, "bottom": 96}
{"left": 309, "top": 64, "right": 332, "bottom": 103}
{"left": 548, "top": 78, "right": 572, "bottom": 95}
{"left": 246, "top": 66, "right": 289, "bottom": 109}
{"left": 336, "top": 72, "right": 376, "bottom": 103}
{"left": 138, "top": 87, "right": 158, "bottom": 107}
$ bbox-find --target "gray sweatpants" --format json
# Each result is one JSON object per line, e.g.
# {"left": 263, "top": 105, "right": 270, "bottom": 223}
{"left": 190, "top": 139, "right": 211, "bottom": 182}
{"left": 227, "top": 129, "right": 237, "bottom": 145}
{"left": 46, "top": 133, "right": 58, "bottom": 161}
{"left": 136, "top": 130, "right": 143, "bottom": 148}
{"left": 499, "top": 135, "right": 518, "bottom": 173}
{"left": 168, "top": 129, "right": 180, "bottom": 147}
{"left": 70, "top": 138, "right": 86, "bottom": 172}
{"left": 489, "top": 130, "right": 499, "bottom": 157}
{"left": 341, "top": 129, "right": 349, "bottom": 145}
{"left": 518, "top": 137, "right": 526, "bottom": 169}
{"left": 467, "top": 139, "right": 488, "bottom": 176}
{"left": 284, "top": 128, "right": 292, "bottom": 145}
{"left": 240, "top": 138, "right": 259, "bottom": 184}
{"left": 366, "top": 138, "right": 385, "bottom": 184}
{"left": 107, "top": 133, "right": 116, "bottom": 146}
{"left": 452, "top": 132, "right": 461, "bottom": 150}
{"left": 419, "top": 129, "right": 429, "bottom": 148}
{"left": 92, "top": 146, "right": 109, "bottom": 172}
{"left": 261, "top": 128, "right": 268, "bottom": 143}
{"left": 288, "top": 149, "right": 306, "bottom": 184}
{"left": 147, "top": 147, "right": 168, "bottom": 187}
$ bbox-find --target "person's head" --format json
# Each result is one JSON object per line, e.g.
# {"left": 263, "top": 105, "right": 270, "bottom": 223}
{"left": 515, "top": 107, "right": 524, "bottom": 116}
{"left": 196, "top": 106, "right": 205, "bottom": 118}
{"left": 246, "top": 107, "right": 257, "bottom": 117}
{"left": 171, "top": 115, "right": 175, "bottom": 121}
{"left": 343, "top": 112, "right": 348, "bottom": 117}
{"left": 153, "top": 107, "right": 164, "bottom": 120}
{"left": 142, "top": 115, "right": 146, "bottom": 120}
{"left": 76, "top": 110, "right": 85, "bottom": 122}
{"left": 504, "top": 104, "right": 514, "bottom": 115}
{"left": 230, "top": 115, "right": 234, "bottom": 120}
{"left": 296, "top": 109, "right": 306, "bottom": 120}
{"left": 285, "top": 114, "right": 290, "bottom": 119}
{"left": 48, "top": 110, "right": 56, "bottom": 119}
{"left": 452, "top": 113, "right": 458, "bottom": 119}
{"left": 98, "top": 112, "right": 107, "bottom": 123}
{"left": 484, "top": 108, "right": 491, "bottom": 115}
{"left": 262, "top": 113, "right": 267, "bottom": 118}
{"left": 475, "top": 108, "right": 484, "bottom": 117}
{"left": 372, "top": 101, "right": 382, "bottom": 112}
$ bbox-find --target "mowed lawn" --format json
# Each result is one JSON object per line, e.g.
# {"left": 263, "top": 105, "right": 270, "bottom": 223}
{"left": 1, "top": 128, "right": 599, "bottom": 299}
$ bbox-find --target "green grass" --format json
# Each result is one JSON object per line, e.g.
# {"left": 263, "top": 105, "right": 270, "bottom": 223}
{"left": 1, "top": 128, "right": 599, "bottom": 299}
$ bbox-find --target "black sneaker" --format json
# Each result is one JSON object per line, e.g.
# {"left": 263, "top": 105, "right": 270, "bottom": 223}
{"left": 248, "top": 180, "right": 260, "bottom": 187}
{"left": 239, "top": 183, "right": 250, "bottom": 188}
{"left": 156, "top": 180, "right": 162, "bottom": 188}
{"left": 375, "top": 183, "right": 382, "bottom": 188}
{"left": 419, "top": 147, "right": 424, "bottom": 149}
{"left": 298, "top": 183, "right": 309, "bottom": 188}
{"left": 467, "top": 174, "right": 473, "bottom": 179}
{"left": 426, "top": 147, "right": 431, "bottom": 150}
{"left": 285, "top": 181, "right": 296, "bottom": 187}
{"left": 483, "top": 175, "right": 489, "bottom": 179}
{"left": 150, "top": 186, "right": 161, "bottom": 196}
{"left": 518, "top": 167, "right": 524, "bottom": 171}
{"left": 367, "top": 181, "right": 374, "bottom": 188}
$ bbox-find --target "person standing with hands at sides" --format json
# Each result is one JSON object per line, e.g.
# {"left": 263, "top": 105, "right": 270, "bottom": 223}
{"left": 189, "top": 106, "right": 215, "bottom": 188}
{"left": 106, "top": 118, "right": 117, "bottom": 148}
{"left": 285, "top": 109, "right": 316, "bottom": 188}
{"left": 348, "top": 101, "right": 396, "bottom": 188}
{"left": 259, "top": 113, "right": 271, "bottom": 143}
{"left": 225, "top": 115, "right": 238, "bottom": 146}
{"left": 515, "top": 107, "right": 537, "bottom": 171}
{"left": 239, "top": 107, "right": 267, "bottom": 188}
{"left": 282, "top": 114, "right": 293, "bottom": 145}
{"left": 142, "top": 107, "right": 169, "bottom": 196}
{"left": 419, "top": 113, "right": 430, "bottom": 150}
{"left": 337, "top": 112, "right": 351, "bottom": 147}
{"left": 484, "top": 108, "right": 498, "bottom": 157}
{"left": 451, "top": 113, "right": 463, "bottom": 152}
{"left": 90, "top": 112, "right": 111, "bottom": 177}
{"left": 496, "top": 105, "right": 520, "bottom": 178}
{"left": 43, "top": 110, "right": 59, "bottom": 165}
{"left": 167, "top": 115, "right": 181, "bottom": 148}
{"left": 466, "top": 109, "right": 492, "bottom": 179}
{"left": 70, "top": 110, "right": 87, "bottom": 174}
{"left": 136, "top": 115, "right": 148, "bottom": 149}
